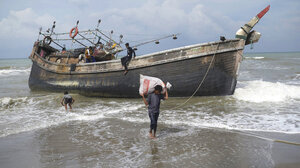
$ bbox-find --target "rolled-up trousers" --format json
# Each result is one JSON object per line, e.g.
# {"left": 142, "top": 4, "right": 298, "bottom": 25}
{"left": 149, "top": 112, "right": 159, "bottom": 132}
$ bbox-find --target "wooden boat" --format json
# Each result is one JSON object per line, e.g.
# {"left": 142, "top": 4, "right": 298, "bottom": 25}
{"left": 28, "top": 5, "right": 270, "bottom": 98}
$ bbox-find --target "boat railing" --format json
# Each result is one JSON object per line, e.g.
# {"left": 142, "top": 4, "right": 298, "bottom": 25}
{"left": 31, "top": 39, "right": 244, "bottom": 70}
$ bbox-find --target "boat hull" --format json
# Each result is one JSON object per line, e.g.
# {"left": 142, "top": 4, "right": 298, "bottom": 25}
{"left": 29, "top": 40, "right": 244, "bottom": 97}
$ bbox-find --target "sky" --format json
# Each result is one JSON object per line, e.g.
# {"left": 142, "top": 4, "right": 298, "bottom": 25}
{"left": 0, "top": 0, "right": 299, "bottom": 58}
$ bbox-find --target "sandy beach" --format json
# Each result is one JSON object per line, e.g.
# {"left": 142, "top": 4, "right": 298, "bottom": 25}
{"left": 0, "top": 119, "right": 300, "bottom": 168}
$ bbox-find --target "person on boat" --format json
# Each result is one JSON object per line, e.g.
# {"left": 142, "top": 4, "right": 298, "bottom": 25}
{"left": 93, "top": 42, "right": 110, "bottom": 62}
{"left": 85, "top": 46, "right": 96, "bottom": 63}
{"left": 141, "top": 85, "right": 168, "bottom": 139}
{"left": 61, "top": 47, "right": 66, "bottom": 54}
{"left": 61, "top": 91, "right": 75, "bottom": 111}
{"left": 97, "top": 43, "right": 108, "bottom": 54}
{"left": 121, "top": 43, "right": 136, "bottom": 75}
{"left": 94, "top": 42, "right": 103, "bottom": 51}
{"left": 99, "top": 43, "right": 104, "bottom": 50}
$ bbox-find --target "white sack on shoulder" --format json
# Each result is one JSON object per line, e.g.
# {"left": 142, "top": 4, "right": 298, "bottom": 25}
{"left": 139, "top": 74, "right": 171, "bottom": 95}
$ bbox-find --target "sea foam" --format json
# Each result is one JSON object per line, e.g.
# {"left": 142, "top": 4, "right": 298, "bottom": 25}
{"left": 0, "top": 97, "right": 28, "bottom": 108}
{"left": 0, "top": 68, "right": 30, "bottom": 77}
{"left": 245, "top": 56, "right": 265, "bottom": 60}
{"left": 234, "top": 80, "right": 300, "bottom": 103}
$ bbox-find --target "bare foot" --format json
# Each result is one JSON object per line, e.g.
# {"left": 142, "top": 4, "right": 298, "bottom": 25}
{"left": 124, "top": 70, "right": 128, "bottom": 75}
{"left": 149, "top": 132, "right": 153, "bottom": 138}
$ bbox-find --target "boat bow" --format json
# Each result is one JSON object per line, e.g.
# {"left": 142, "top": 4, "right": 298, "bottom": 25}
{"left": 236, "top": 5, "right": 270, "bottom": 45}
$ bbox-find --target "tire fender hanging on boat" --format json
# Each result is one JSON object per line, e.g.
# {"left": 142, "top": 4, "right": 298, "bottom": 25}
{"left": 69, "top": 27, "right": 78, "bottom": 38}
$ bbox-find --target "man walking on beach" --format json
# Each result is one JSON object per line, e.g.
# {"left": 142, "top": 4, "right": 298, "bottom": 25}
{"left": 121, "top": 43, "right": 136, "bottom": 75}
{"left": 61, "top": 91, "right": 75, "bottom": 111}
{"left": 141, "top": 85, "right": 168, "bottom": 139}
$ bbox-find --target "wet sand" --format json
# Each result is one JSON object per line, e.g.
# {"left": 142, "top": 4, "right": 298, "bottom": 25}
{"left": 0, "top": 119, "right": 299, "bottom": 168}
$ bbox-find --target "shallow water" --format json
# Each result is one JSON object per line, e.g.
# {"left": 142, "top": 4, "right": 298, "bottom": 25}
{"left": 0, "top": 52, "right": 300, "bottom": 167}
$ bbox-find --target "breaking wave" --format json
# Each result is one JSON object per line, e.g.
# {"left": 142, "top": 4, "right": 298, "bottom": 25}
{"left": 0, "top": 67, "right": 30, "bottom": 76}
{"left": 1, "top": 93, "right": 300, "bottom": 137}
{"left": 245, "top": 56, "right": 265, "bottom": 60}
{"left": 234, "top": 80, "right": 300, "bottom": 103}
{"left": 0, "top": 97, "right": 28, "bottom": 108}
{"left": 1, "top": 80, "right": 300, "bottom": 137}
{"left": 0, "top": 95, "right": 145, "bottom": 137}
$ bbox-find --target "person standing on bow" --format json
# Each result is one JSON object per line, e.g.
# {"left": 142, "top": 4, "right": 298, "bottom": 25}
{"left": 121, "top": 43, "right": 136, "bottom": 75}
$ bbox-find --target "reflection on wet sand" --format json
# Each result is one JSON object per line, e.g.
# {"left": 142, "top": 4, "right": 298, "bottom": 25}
{"left": 1, "top": 117, "right": 299, "bottom": 167}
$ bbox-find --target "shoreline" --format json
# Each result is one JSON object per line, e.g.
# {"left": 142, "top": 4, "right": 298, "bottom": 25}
{"left": 0, "top": 119, "right": 299, "bottom": 167}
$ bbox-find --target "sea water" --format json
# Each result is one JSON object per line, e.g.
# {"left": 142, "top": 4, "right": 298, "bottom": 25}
{"left": 0, "top": 52, "right": 300, "bottom": 167}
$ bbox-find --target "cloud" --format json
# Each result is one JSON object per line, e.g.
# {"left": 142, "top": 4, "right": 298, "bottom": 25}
{"left": 0, "top": 0, "right": 249, "bottom": 57}
{"left": 0, "top": 0, "right": 298, "bottom": 58}
{"left": 89, "top": 0, "right": 238, "bottom": 42}
{"left": 0, "top": 8, "right": 56, "bottom": 40}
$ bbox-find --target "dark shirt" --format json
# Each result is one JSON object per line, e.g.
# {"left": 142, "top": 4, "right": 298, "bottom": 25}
{"left": 63, "top": 94, "right": 72, "bottom": 104}
{"left": 127, "top": 47, "right": 136, "bottom": 59}
{"left": 147, "top": 93, "right": 164, "bottom": 114}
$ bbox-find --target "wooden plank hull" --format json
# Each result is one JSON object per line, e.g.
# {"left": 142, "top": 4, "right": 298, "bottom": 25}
{"left": 29, "top": 40, "right": 244, "bottom": 97}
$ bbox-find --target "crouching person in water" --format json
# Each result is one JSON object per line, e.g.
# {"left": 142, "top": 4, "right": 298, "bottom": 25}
{"left": 141, "top": 85, "right": 168, "bottom": 139}
{"left": 61, "top": 91, "right": 75, "bottom": 110}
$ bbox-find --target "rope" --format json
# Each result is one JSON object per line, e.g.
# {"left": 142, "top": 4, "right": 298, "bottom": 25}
{"left": 274, "top": 139, "right": 300, "bottom": 146}
{"left": 165, "top": 40, "right": 244, "bottom": 111}
{"left": 167, "top": 43, "right": 220, "bottom": 111}
{"left": 234, "top": 130, "right": 300, "bottom": 146}
{"left": 163, "top": 40, "right": 300, "bottom": 146}
{"left": 226, "top": 40, "right": 300, "bottom": 146}
{"left": 219, "top": 41, "right": 300, "bottom": 146}
{"left": 222, "top": 40, "right": 299, "bottom": 146}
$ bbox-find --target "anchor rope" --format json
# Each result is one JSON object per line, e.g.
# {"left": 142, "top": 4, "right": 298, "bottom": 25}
{"left": 166, "top": 42, "right": 220, "bottom": 111}
{"left": 227, "top": 40, "right": 300, "bottom": 146}
{"left": 164, "top": 40, "right": 300, "bottom": 146}
{"left": 234, "top": 130, "right": 300, "bottom": 146}
{"left": 230, "top": 40, "right": 300, "bottom": 146}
